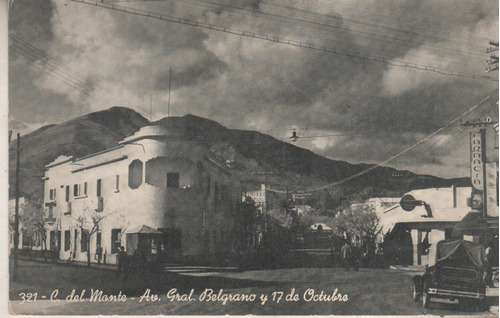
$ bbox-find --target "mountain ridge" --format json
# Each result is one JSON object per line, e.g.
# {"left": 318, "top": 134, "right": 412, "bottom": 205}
{"left": 9, "top": 106, "right": 470, "bottom": 203}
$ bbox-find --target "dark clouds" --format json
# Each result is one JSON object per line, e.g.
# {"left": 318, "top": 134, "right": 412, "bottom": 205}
{"left": 8, "top": 0, "right": 499, "bottom": 178}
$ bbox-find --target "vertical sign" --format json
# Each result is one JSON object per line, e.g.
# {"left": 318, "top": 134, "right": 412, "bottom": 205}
{"left": 485, "top": 162, "right": 498, "bottom": 217}
{"left": 470, "top": 129, "right": 486, "bottom": 212}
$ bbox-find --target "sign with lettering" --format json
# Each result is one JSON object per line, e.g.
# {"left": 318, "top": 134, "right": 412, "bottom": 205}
{"left": 470, "top": 130, "right": 486, "bottom": 192}
{"left": 485, "top": 162, "right": 498, "bottom": 218}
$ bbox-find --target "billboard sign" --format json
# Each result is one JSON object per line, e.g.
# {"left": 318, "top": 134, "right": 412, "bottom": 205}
{"left": 470, "top": 130, "right": 486, "bottom": 192}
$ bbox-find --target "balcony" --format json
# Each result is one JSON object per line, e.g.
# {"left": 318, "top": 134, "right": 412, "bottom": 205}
{"left": 44, "top": 216, "right": 57, "bottom": 224}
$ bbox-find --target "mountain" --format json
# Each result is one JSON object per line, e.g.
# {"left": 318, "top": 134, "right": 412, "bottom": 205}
{"left": 8, "top": 107, "right": 150, "bottom": 200}
{"left": 9, "top": 107, "right": 470, "bottom": 204}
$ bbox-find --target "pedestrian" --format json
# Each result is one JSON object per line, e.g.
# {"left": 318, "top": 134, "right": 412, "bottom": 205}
{"left": 96, "top": 245, "right": 103, "bottom": 265}
{"left": 341, "top": 241, "right": 353, "bottom": 271}
{"left": 116, "top": 246, "right": 127, "bottom": 279}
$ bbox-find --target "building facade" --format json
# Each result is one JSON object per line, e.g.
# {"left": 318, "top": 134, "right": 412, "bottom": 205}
{"left": 43, "top": 123, "right": 241, "bottom": 265}
{"left": 380, "top": 186, "right": 472, "bottom": 266}
{"left": 243, "top": 184, "right": 267, "bottom": 214}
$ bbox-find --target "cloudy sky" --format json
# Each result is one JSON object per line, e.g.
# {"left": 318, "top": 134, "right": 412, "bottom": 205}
{"left": 8, "top": 0, "right": 499, "bottom": 179}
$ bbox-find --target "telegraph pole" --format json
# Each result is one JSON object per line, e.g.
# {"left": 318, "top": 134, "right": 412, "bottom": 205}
{"left": 13, "top": 133, "right": 21, "bottom": 281}
{"left": 167, "top": 67, "right": 172, "bottom": 117}
{"left": 149, "top": 94, "right": 152, "bottom": 121}
{"left": 461, "top": 118, "right": 499, "bottom": 218}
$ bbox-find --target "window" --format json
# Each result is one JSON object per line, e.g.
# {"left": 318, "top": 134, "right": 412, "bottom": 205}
{"left": 97, "top": 179, "right": 102, "bottom": 197}
{"left": 115, "top": 175, "right": 120, "bottom": 192}
{"left": 49, "top": 188, "right": 56, "bottom": 200}
{"left": 22, "top": 229, "right": 32, "bottom": 248}
{"left": 167, "top": 172, "right": 180, "bottom": 188}
{"left": 128, "top": 160, "right": 143, "bottom": 189}
{"left": 111, "top": 229, "right": 122, "bottom": 254}
{"left": 84, "top": 182, "right": 88, "bottom": 196}
{"left": 49, "top": 231, "right": 56, "bottom": 249}
{"left": 47, "top": 205, "right": 54, "bottom": 219}
{"left": 65, "top": 185, "right": 70, "bottom": 202}
{"left": 81, "top": 230, "right": 89, "bottom": 252}
{"left": 73, "top": 184, "right": 81, "bottom": 197}
{"left": 74, "top": 230, "right": 78, "bottom": 252}
{"left": 64, "top": 230, "right": 71, "bottom": 251}
{"left": 96, "top": 231, "right": 102, "bottom": 248}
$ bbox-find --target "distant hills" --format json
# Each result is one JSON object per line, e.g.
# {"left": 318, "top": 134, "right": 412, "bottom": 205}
{"left": 9, "top": 106, "right": 470, "bottom": 205}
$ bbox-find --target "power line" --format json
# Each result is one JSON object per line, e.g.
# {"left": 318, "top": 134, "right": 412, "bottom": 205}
{"left": 10, "top": 35, "right": 112, "bottom": 95}
{"left": 70, "top": 0, "right": 498, "bottom": 82}
{"left": 296, "top": 88, "right": 499, "bottom": 192}
{"left": 9, "top": 44, "right": 116, "bottom": 106}
{"left": 104, "top": 0, "right": 495, "bottom": 52}
{"left": 395, "top": 96, "right": 498, "bottom": 167}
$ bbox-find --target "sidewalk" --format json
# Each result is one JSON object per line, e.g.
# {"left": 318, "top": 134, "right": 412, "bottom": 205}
{"left": 18, "top": 255, "right": 118, "bottom": 271}
{"left": 17, "top": 255, "right": 241, "bottom": 274}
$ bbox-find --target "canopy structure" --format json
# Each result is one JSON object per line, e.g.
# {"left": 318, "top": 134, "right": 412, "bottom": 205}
{"left": 452, "top": 212, "right": 499, "bottom": 237}
{"left": 126, "top": 224, "right": 163, "bottom": 256}
{"left": 428, "top": 239, "right": 487, "bottom": 268}
{"left": 127, "top": 224, "right": 162, "bottom": 234}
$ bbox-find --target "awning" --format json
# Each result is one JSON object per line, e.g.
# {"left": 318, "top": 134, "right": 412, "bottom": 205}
{"left": 452, "top": 212, "right": 499, "bottom": 237}
{"left": 127, "top": 224, "right": 162, "bottom": 234}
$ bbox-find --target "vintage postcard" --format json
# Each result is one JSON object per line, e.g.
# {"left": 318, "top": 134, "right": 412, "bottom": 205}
{"left": 5, "top": 0, "right": 499, "bottom": 316}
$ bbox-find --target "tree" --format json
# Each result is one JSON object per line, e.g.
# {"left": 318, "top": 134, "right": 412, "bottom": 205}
{"left": 20, "top": 200, "right": 47, "bottom": 251}
{"left": 236, "top": 196, "right": 263, "bottom": 250}
{"left": 333, "top": 203, "right": 381, "bottom": 256}
{"left": 74, "top": 202, "right": 115, "bottom": 267}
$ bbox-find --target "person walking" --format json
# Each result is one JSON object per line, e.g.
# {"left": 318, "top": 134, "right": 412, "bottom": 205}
{"left": 341, "top": 241, "right": 353, "bottom": 271}
{"left": 116, "top": 246, "right": 127, "bottom": 279}
{"left": 96, "top": 245, "right": 103, "bottom": 265}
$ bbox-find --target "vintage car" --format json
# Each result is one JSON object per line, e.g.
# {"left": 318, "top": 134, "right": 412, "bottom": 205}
{"left": 412, "top": 239, "right": 488, "bottom": 310}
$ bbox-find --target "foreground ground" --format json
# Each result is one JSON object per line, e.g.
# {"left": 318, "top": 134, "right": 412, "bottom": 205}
{"left": 9, "top": 259, "right": 498, "bottom": 315}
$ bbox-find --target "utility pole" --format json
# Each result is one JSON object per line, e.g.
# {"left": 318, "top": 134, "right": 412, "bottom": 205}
{"left": 461, "top": 118, "right": 499, "bottom": 218}
{"left": 149, "top": 94, "right": 152, "bottom": 121}
{"left": 167, "top": 67, "right": 172, "bottom": 117}
{"left": 13, "top": 133, "right": 21, "bottom": 281}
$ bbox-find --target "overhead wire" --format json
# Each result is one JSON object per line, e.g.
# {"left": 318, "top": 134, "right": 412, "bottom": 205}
{"left": 9, "top": 44, "right": 116, "bottom": 107}
{"left": 291, "top": 0, "right": 496, "bottom": 42}
{"left": 393, "top": 96, "right": 498, "bottom": 167}
{"left": 103, "top": 0, "right": 490, "bottom": 64}
{"left": 9, "top": 35, "right": 154, "bottom": 117}
{"left": 104, "top": 0, "right": 495, "bottom": 50}
{"left": 10, "top": 35, "right": 112, "bottom": 95}
{"left": 183, "top": 0, "right": 490, "bottom": 57}
{"left": 290, "top": 88, "right": 499, "bottom": 193}
{"left": 70, "top": 0, "right": 497, "bottom": 82}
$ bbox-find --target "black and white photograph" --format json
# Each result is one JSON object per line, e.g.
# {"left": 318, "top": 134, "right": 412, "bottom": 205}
{"left": 5, "top": 0, "right": 500, "bottom": 316}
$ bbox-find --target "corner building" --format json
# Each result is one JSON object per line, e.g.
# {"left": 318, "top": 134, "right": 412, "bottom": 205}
{"left": 43, "top": 121, "right": 241, "bottom": 265}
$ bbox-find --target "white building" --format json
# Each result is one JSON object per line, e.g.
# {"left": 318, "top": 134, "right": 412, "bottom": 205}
{"left": 43, "top": 123, "right": 241, "bottom": 265}
{"left": 244, "top": 184, "right": 267, "bottom": 214}
{"left": 380, "top": 186, "right": 472, "bottom": 266}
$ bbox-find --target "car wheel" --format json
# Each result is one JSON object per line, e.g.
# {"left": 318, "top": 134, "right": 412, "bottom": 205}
{"left": 412, "top": 284, "right": 420, "bottom": 302}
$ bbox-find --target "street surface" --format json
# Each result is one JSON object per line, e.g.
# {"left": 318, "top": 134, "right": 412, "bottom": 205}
{"left": 9, "top": 259, "right": 498, "bottom": 316}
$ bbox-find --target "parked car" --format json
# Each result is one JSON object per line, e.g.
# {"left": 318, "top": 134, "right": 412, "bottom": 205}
{"left": 412, "top": 239, "right": 488, "bottom": 311}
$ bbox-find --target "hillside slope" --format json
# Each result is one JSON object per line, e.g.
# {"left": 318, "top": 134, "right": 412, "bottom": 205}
{"left": 9, "top": 107, "right": 469, "bottom": 202}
